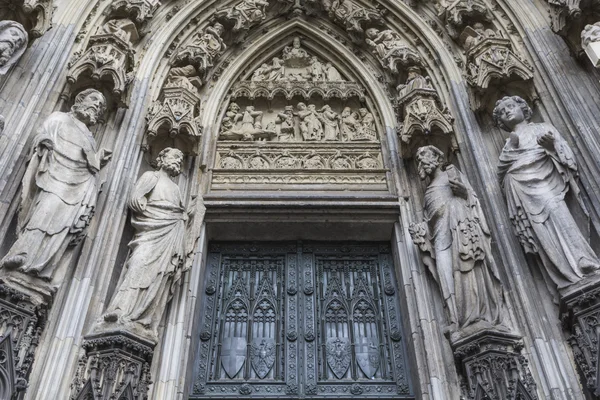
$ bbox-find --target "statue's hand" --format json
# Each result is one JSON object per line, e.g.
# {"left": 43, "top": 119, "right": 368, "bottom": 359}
{"left": 449, "top": 179, "right": 468, "bottom": 199}
{"left": 537, "top": 131, "right": 556, "bottom": 151}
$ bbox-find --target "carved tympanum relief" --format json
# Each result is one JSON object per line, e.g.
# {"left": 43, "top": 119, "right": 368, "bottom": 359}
{"left": 493, "top": 96, "right": 600, "bottom": 290}
{"left": 0, "top": 0, "right": 53, "bottom": 39}
{"left": 213, "top": 37, "right": 388, "bottom": 191}
{"left": 0, "top": 20, "right": 28, "bottom": 75}
{"left": 0, "top": 89, "right": 110, "bottom": 306}
{"left": 94, "top": 148, "right": 191, "bottom": 343}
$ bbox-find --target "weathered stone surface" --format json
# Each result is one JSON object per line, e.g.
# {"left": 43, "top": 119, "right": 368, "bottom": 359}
{"left": 0, "top": 20, "right": 28, "bottom": 75}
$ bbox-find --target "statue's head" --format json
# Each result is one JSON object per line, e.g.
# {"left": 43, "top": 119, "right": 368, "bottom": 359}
{"left": 297, "top": 102, "right": 306, "bottom": 110}
{"left": 341, "top": 107, "right": 351, "bottom": 116}
{"left": 156, "top": 147, "right": 184, "bottom": 177}
{"left": 213, "top": 22, "right": 224, "bottom": 35}
{"left": 359, "top": 108, "right": 368, "bottom": 117}
{"left": 366, "top": 28, "right": 378, "bottom": 39}
{"left": 492, "top": 95, "right": 532, "bottom": 132}
{"left": 472, "top": 22, "right": 485, "bottom": 33}
{"left": 229, "top": 102, "right": 240, "bottom": 112}
{"left": 293, "top": 36, "right": 301, "bottom": 48}
{"left": 415, "top": 145, "right": 444, "bottom": 180}
{"left": 71, "top": 89, "right": 107, "bottom": 127}
{"left": 0, "top": 21, "right": 28, "bottom": 73}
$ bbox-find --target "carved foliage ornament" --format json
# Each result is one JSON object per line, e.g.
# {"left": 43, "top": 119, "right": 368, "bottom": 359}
{"left": 0, "top": 0, "right": 53, "bottom": 39}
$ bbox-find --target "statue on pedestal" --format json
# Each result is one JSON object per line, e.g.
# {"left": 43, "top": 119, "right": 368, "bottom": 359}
{"left": 0, "top": 89, "right": 110, "bottom": 304}
{"left": 99, "top": 148, "right": 189, "bottom": 342}
{"left": 410, "top": 145, "right": 508, "bottom": 341}
{"left": 494, "top": 96, "right": 600, "bottom": 290}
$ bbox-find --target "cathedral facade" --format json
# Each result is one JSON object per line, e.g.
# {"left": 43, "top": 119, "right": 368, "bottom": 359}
{"left": 1, "top": 0, "right": 600, "bottom": 399}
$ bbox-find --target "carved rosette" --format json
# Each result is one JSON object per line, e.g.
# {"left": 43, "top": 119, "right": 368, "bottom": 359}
{"left": 70, "top": 332, "right": 154, "bottom": 400}
{"left": 560, "top": 278, "right": 600, "bottom": 397}
{"left": 395, "top": 83, "right": 456, "bottom": 158}
{"left": 66, "top": 33, "right": 136, "bottom": 107}
{"left": 453, "top": 331, "right": 538, "bottom": 400}
{"left": 465, "top": 37, "right": 533, "bottom": 110}
{"left": 109, "top": 0, "right": 160, "bottom": 29}
{"left": 0, "top": 0, "right": 54, "bottom": 38}
{"left": 145, "top": 86, "right": 202, "bottom": 157}
{"left": 0, "top": 283, "right": 46, "bottom": 400}
{"left": 437, "top": 0, "right": 490, "bottom": 39}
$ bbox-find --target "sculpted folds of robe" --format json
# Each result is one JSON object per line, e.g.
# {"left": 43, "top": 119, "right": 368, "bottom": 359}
{"left": 498, "top": 123, "right": 599, "bottom": 289}
{"left": 2, "top": 112, "right": 103, "bottom": 279}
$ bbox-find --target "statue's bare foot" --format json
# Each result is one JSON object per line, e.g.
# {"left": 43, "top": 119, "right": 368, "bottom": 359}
{"left": 1, "top": 255, "right": 26, "bottom": 269}
{"left": 103, "top": 312, "right": 119, "bottom": 322}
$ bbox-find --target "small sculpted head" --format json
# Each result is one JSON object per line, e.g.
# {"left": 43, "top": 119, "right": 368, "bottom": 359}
{"left": 293, "top": 36, "right": 301, "bottom": 48}
{"left": 415, "top": 145, "right": 444, "bottom": 181}
{"left": 229, "top": 102, "right": 240, "bottom": 113}
{"left": 213, "top": 22, "right": 224, "bottom": 36}
{"left": 492, "top": 95, "right": 532, "bottom": 132}
{"left": 342, "top": 107, "right": 351, "bottom": 117}
{"left": 472, "top": 22, "right": 485, "bottom": 34}
{"left": 297, "top": 102, "right": 306, "bottom": 110}
{"left": 359, "top": 108, "right": 368, "bottom": 117}
{"left": 157, "top": 147, "right": 184, "bottom": 177}
{"left": 71, "top": 89, "right": 107, "bottom": 127}
{"left": 366, "top": 28, "right": 378, "bottom": 39}
{"left": 0, "top": 21, "right": 28, "bottom": 73}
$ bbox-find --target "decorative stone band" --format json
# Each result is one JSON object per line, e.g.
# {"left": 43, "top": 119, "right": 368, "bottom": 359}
{"left": 231, "top": 81, "right": 366, "bottom": 101}
{"left": 70, "top": 331, "right": 155, "bottom": 400}
{"left": 452, "top": 330, "right": 538, "bottom": 400}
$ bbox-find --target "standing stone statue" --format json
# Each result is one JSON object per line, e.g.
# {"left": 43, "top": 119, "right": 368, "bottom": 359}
{"left": 0, "top": 20, "right": 28, "bottom": 75}
{"left": 100, "top": 148, "right": 188, "bottom": 342}
{"left": 0, "top": 89, "right": 110, "bottom": 302}
{"left": 409, "top": 146, "right": 507, "bottom": 340}
{"left": 494, "top": 96, "right": 600, "bottom": 289}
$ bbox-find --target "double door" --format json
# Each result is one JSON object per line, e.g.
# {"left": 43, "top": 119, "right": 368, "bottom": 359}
{"left": 190, "top": 242, "right": 413, "bottom": 398}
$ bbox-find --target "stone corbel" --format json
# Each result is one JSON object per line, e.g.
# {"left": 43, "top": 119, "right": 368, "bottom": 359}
{"left": 144, "top": 86, "right": 203, "bottom": 160}
{"left": 546, "top": 0, "right": 583, "bottom": 35}
{"left": 437, "top": 0, "right": 490, "bottom": 39}
{"left": 453, "top": 331, "right": 538, "bottom": 400}
{"left": 463, "top": 36, "right": 534, "bottom": 111}
{"left": 108, "top": 0, "right": 161, "bottom": 33}
{"left": 395, "top": 68, "right": 456, "bottom": 158}
{"left": 65, "top": 32, "right": 136, "bottom": 107}
{"left": 365, "top": 28, "right": 423, "bottom": 78}
{"left": 0, "top": 283, "right": 46, "bottom": 400}
{"left": 0, "top": 0, "right": 54, "bottom": 39}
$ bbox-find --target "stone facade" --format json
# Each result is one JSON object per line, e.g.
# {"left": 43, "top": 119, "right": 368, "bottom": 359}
{"left": 1, "top": 0, "right": 600, "bottom": 399}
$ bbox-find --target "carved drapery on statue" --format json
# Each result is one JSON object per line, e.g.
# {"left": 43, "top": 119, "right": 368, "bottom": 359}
{"left": 494, "top": 96, "right": 600, "bottom": 290}
{"left": 0, "top": 89, "right": 109, "bottom": 306}
{"left": 409, "top": 145, "right": 509, "bottom": 342}
{"left": 95, "top": 148, "right": 189, "bottom": 343}
{"left": 0, "top": 20, "right": 28, "bottom": 75}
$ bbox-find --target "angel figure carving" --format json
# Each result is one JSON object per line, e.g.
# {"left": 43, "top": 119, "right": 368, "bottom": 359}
{"left": 409, "top": 146, "right": 508, "bottom": 341}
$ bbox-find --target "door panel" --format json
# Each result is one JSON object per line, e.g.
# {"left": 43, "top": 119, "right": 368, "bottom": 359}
{"left": 190, "top": 242, "right": 413, "bottom": 399}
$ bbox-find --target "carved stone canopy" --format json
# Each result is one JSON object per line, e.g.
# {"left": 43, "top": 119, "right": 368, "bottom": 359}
{"left": 109, "top": 0, "right": 161, "bottom": 31}
{"left": 437, "top": 0, "right": 491, "bottom": 39}
{"left": 0, "top": 0, "right": 53, "bottom": 39}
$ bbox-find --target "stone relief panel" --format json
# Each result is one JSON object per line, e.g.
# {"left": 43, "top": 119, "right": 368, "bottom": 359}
{"left": 0, "top": 0, "right": 53, "bottom": 39}
{"left": 212, "top": 37, "right": 388, "bottom": 192}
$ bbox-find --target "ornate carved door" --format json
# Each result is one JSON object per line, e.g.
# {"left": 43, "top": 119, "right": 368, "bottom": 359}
{"left": 191, "top": 242, "right": 413, "bottom": 399}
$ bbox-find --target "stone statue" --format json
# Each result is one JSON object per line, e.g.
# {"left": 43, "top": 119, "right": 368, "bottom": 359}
{"left": 101, "top": 19, "right": 138, "bottom": 43}
{"left": 267, "top": 57, "right": 285, "bottom": 81}
{"left": 494, "top": 96, "right": 600, "bottom": 289}
{"left": 325, "top": 62, "right": 343, "bottom": 81}
{"left": 356, "top": 108, "right": 377, "bottom": 141}
{"left": 276, "top": 106, "right": 296, "bottom": 142}
{"left": 409, "top": 145, "right": 507, "bottom": 340}
{"left": 165, "top": 65, "right": 201, "bottom": 93}
{"left": 340, "top": 107, "right": 359, "bottom": 141}
{"left": 309, "top": 56, "right": 325, "bottom": 81}
{"left": 463, "top": 22, "right": 497, "bottom": 51}
{"left": 297, "top": 103, "right": 323, "bottom": 141}
{"left": 221, "top": 102, "right": 242, "bottom": 132}
{"left": 282, "top": 36, "right": 309, "bottom": 66}
{"left": 318, "top": 105, "right": 340, "bottom": 141}
{"left": 0, "top": 20, "right": 28, "bottom": 75}
{"left": 365, "top": 28, "right": 419, "bottom": 73}
{"left": 251, "top": 63, "right": 271, "bottom": 81}
{"left": 582, "top": 22, "right": 600, "bottom": 47}
{"left": 174, "top": 23, "right": 226, "bottom": 86}
{"left": 0, "top": 89, "right": 110, "bottom": 302}
{"left": 100, "top": 148, "right": 188, "bottom": 342}
{"left": 396, "top": 66, "right": 432, "bottom": 99}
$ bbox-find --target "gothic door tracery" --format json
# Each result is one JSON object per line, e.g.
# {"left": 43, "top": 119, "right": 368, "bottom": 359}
{"left": 191, "top": 242, "right": 413, "bottom": 398}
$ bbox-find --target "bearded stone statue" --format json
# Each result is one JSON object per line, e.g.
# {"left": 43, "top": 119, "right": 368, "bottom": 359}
{"left": 98, "top": 147, "right": 189, "bottom": 343}
{"left": 0, "top": 89, "right": 111, "bottom": 304}
{"left": 410, "top": 146, "right": 509, "bottom": 341}
{"left": 0, "top": 20, "right": 28, "bottom": 75}
{"left": 494, "top": 96, "right": 600, "bottom": 290}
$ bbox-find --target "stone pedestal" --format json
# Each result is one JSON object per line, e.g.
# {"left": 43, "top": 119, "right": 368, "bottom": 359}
{"left": 560, "top": 277, "right": 600, "bottom": 397}
{"left": 0, "top": 282, "right": 46, "bottom": 400}
{"left": 452, "top": 330, "right": 538, "bottom": 400}
{"left": 70, "top": 331, "right": 154, "bottom": 400}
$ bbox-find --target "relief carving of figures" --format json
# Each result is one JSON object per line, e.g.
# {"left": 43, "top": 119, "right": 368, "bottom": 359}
{"left": 101, "top": 18, "right": 139, "bottom": 44}
{"left": 219, "top": 104, "right": 276, "bottom": 141}
{"left": 0, "top": 90, "right": 110, "bottom": 304}
{"left": 0, "top": 20, "right": 28, "bottom": 75}
{"left": 356, "top": 108, "right": 377, "bottom": 141}
{"left": 365, "top": 28, "right": 422, "bottom": 75}
{"left": 324, "top": 0, "right": 384, "bottom": 41}
{"left": 276, "top": 106, "right": 295, "bottom": 142}
{"left": 494, "top": 96, "right": 600, "bottom": 290}
{"left": 409, "top": 146, "right": 509, "bottom": 341}
{"left": 0, "top": 0, "right": 53, "bottom": 39}
{"left": 98, "top": 148, "right": 189, "bottom": 342}
{"left": 165, "top": 65, "right": 202, "bottom": 94}
{"left": 318, "top": 105, "right": 340, "bottom": 141}
{"left": 282, "top": 36, "right": 309, "bottom": 66}
{"left": 340, "top": 107, "right": 359, "bottom": 141}
{"left": 297, "top": 103, "right": 323, "bottom": 141}
{"left": 173, "top": 23, "right": 226, "bottom": 85}
{"left": 215, "top": 0, "right": 269, "bottom": 37}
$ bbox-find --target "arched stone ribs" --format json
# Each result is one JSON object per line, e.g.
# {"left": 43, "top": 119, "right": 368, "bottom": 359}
{"left": 0, "top": 0, "right": 53, "bottom": 39}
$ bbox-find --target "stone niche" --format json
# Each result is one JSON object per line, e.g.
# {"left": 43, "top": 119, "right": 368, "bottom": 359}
{"left": 212, "top": 37, "right": 388, "bottom": 192}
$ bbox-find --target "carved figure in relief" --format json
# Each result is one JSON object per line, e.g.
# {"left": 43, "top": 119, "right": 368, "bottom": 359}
{"left": 252, "top": 63, "right": 271, "bottom": 81}
{"left": 190, "top": 23, "right": 226, "bottom": 59}
{"left": 340, "top": 107, "right": 359, "bottom": 141}
{"left": 309, "top": 56, "right": 325, "bottom": 81}
{"left": 325, "top": 62, "right": 343, "bottom": 81}
{"left": 365, "top": 28, "right": 415, "bottom": 71}
{"left": 221, "top": 102, "right": 242, "bottom": 131}
{"left": 494, "top": 96, "right": 600, "bottom": 289}
{"left": 101, "top": 19, "right": 138, "bottom": 43}
{"left": 356, "top": 108, "right": 377, "bottom": 141}
{"left": 165, "top": 65, "right": 201, "bottom": 93}
{"left": 0, "top": 21, "right": 28, "bottom": 75}
{"left": 276, "top": 106, "right": 296, "bottom": 142}
{"left": 217, "top": 0, "right": 269, "bottom": 31}
{"left": 242, "top": 106, "right": 263, "bottom": 131}
{"left": 409, "top": 146, "right": 507, "bottom": 340}
{"left": 396, "top": 66, "right": 432, "bottom": 99}
{"left": 0, "top": 90, "right": 110, "bottom": 293}
{"left": 463, "top": 23, "right": 498, "bottom": 51}
{"left": 267, "top": 57, "right": 285, "bottom": 81}
{"left": 297, "top": 103, "right": 323, "bottom": 141}
{"left": 304, "top": 151, "right": 325, "bottom": 169}
{"left": 282, "top": 36, "right": 309, "bottom": 66}
{"left": 101, "top": 148, "right": 188, "bottom": 342}
{"left": 318, "top": 105, "right": 340, "bottom": 141}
